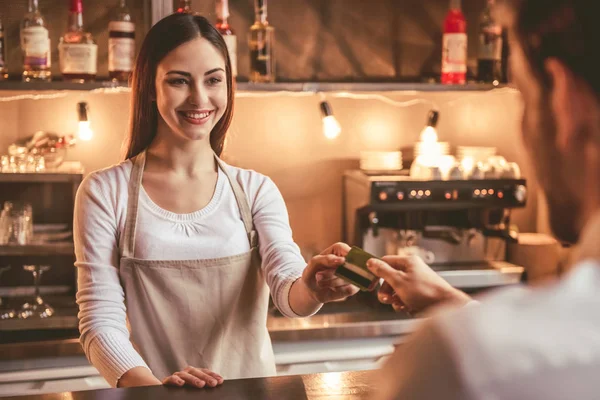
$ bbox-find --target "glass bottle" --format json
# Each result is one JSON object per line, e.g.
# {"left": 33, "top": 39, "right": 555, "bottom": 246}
{"left": 477, "top": 0, "right": 503, "bottom": 83}
{"left": 58, "top": 0, "right": 98, "bottom": 82}
{"left": 0, "top": 18, "right": 7, "bottom": 80}
{"left": 109, "top": 0, "right": 135, "bottom": 82}
{"left": 441, "top": 0, "right": 467, "bottom": 85}
{"left": 176, "top": 0, "right": 192, "bottom": 14}
{"left": 21, "top": 0, "right": 52, "bottom": 82}
{"left": 215, "top": 0, "right": 237, "bottom": 78}
{"left": 249, "top": 0, "right": 275, "bottom": 83}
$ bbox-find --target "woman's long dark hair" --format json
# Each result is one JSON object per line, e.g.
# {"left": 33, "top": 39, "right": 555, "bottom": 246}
{"left": 123, "top": 13, "right": 234, "bottom": 160}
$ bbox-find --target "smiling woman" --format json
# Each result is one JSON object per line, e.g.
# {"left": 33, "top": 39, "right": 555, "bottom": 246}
{"left": 73, "top": 12, "right": 359, "bottom": 394}
{"left": 124, "top": 14, "right": 234, "bottom": 159}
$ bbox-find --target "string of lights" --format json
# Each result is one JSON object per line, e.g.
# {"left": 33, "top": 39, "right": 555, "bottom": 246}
{"left": 0, "top": 85, "right": 518, "bottom": 103}
{"left": 0, "top": 86, "right": 519, "bottom": 139}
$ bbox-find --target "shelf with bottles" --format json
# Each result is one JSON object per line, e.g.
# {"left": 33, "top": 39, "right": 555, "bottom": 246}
{"left": 0, "top": 79, "right": 511, "bottom": 94}
{"left": 0, "top": 0, "right": 508, "bottom": 92}
{"left": 3, "top": 0, "right": 135, "bottom": 85}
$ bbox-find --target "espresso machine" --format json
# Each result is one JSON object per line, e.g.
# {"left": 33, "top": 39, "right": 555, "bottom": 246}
{"left": 342, "top": 170, "right": 527, "bottom": 290}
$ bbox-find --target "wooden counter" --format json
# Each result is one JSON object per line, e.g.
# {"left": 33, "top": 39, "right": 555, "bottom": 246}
{"left": 5, "top": 370, "right": 377, "bottom": 400}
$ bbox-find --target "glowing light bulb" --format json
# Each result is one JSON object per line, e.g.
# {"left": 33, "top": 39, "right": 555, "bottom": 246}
{"left": 78, "top": 121, "right": 93, "bottom": 141}
{"left": 320, "top": 100, "right": 341, "bottom": 140}
{"left": 322, "top": 115, "right": 341, "bottom": 139}
{"left": 77, "top": 102, "right": 93, "bottom": 141}
{"left": 419, "top": 126, "right": 438, "bottom": 143}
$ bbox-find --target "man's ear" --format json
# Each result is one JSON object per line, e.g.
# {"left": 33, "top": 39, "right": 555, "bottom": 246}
{"left": 545, "top": 58, "right": 585, "bottom": 150}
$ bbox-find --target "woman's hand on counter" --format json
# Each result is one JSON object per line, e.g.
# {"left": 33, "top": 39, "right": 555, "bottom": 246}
{"left": 162, "top": 366, "right": 224, "bottom": 388}
{"left": 366, "top": 255, "right": 472, "bottom": 315}
{"left": 117, "top": 366, "right": 162, "bottom": 388}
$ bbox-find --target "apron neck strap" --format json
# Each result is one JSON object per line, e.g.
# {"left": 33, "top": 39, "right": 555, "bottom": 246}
{"left": 122, "top": 151, "right": 258, "bottom": 259}
{"left": 122, "top": 151, "right": 146, "bottom": 259}
{"left": 213, "top": 154, "right": 257, "bottom": 248}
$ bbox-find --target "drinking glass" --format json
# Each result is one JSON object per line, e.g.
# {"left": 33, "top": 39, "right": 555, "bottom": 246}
{"left": 17, "top": 265, "right": 54, "bottom": 319}
{"left": 1, "top": 202, "right": 34, "bottom": 245}
{"left": 0, "top": 155, "right": 9, "bottom": 172}
{"left": 0, "top": 202, "right": 12, "bottom": 245}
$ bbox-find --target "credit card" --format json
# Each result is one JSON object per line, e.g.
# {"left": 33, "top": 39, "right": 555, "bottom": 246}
{"left": 335, "top": 246, "right": 379, "bottom": 292}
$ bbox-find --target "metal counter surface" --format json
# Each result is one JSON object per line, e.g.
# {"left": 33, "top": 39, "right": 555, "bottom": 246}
{"left": 267, "top": 310, "right": 419, "bottom": 342}
{"left": 1, "top": 301, "right": 419, "bottom": 361}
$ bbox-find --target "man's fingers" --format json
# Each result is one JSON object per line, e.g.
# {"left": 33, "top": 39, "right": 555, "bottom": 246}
{"left": 377, "top": 281, "right": 396, "bottom": 304}
{"left": 320, "top": 242, "right": 352, "bottom": 257}
{"left": 392, "top": 301, "right": 410, "bottom": 314}
{"left": 381, "top": 255, "right": 415, "bottom": 271}
{"left": 391, "top": 293, "right": 406, "bottom": 307}
{"left": 366, "top": 258, "right": 404, "bottom": 285}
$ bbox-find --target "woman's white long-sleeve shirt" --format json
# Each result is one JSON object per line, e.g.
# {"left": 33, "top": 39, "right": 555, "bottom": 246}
{"left": 74, "top": 159, "right": 308, "bottom": 387}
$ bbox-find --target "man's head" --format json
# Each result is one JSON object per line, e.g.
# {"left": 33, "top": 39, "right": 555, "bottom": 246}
{"left": 500, "top": 0, "right": 600, "bottom": 244}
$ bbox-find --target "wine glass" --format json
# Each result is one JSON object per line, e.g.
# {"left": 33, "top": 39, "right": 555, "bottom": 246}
{"left": 0, "top": 266, "right": 15, "bottom": 320}
{"left": 17, "top": 265, "right": 54, "bottom": 319}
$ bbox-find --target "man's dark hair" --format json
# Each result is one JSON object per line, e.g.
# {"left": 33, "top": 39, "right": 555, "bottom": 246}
{"left": 510, "top": 0, "right": 600, "bottom": 94}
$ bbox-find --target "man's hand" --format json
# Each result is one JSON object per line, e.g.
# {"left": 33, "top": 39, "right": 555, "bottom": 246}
{"left": 367, "top": 255, "right": 471, "bottom": 314}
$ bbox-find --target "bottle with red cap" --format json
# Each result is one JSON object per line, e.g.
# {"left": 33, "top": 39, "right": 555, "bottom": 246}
{"left": 58, "top": 0, "right": 98, "bottom": 82}
{"left": 441, "top": 0, "right": 467, "bottom": 85}
{"left": 215, "top": 0, "right": 237, "bottom": 78}
{"left": 176, "top": 0, "right": 192, "bottom": 14}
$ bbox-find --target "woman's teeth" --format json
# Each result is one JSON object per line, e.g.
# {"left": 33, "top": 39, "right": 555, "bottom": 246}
{"left": 183, "top": 111, "right": 210, "bottom": 119}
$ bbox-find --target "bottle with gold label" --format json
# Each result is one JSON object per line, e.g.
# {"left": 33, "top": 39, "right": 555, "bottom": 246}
{"left": 21, "top": 0, "right": 52, "bottom": 82}
{"left": 249, "top": 0, "right": 275, "bottom": 83}
{"left": 58, "top": 0, "right": 98, "bottom": 82}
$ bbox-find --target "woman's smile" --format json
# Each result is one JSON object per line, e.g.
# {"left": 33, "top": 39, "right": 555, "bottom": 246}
{"left": 178, "top": 109, "right": 215, "bottom": 125}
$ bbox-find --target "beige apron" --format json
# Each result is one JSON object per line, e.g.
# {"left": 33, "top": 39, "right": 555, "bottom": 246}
{"left": 118, "top": 151, "right": 276, "bottom": 381}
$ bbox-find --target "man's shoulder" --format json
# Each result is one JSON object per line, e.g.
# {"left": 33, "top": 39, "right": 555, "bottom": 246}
{"left": 435, "top": 261, "right": 600, "bottom": 397}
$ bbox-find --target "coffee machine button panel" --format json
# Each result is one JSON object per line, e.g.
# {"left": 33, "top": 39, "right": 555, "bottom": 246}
{"left": 370, "top": 179, "right": 527, "bottom": 207}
